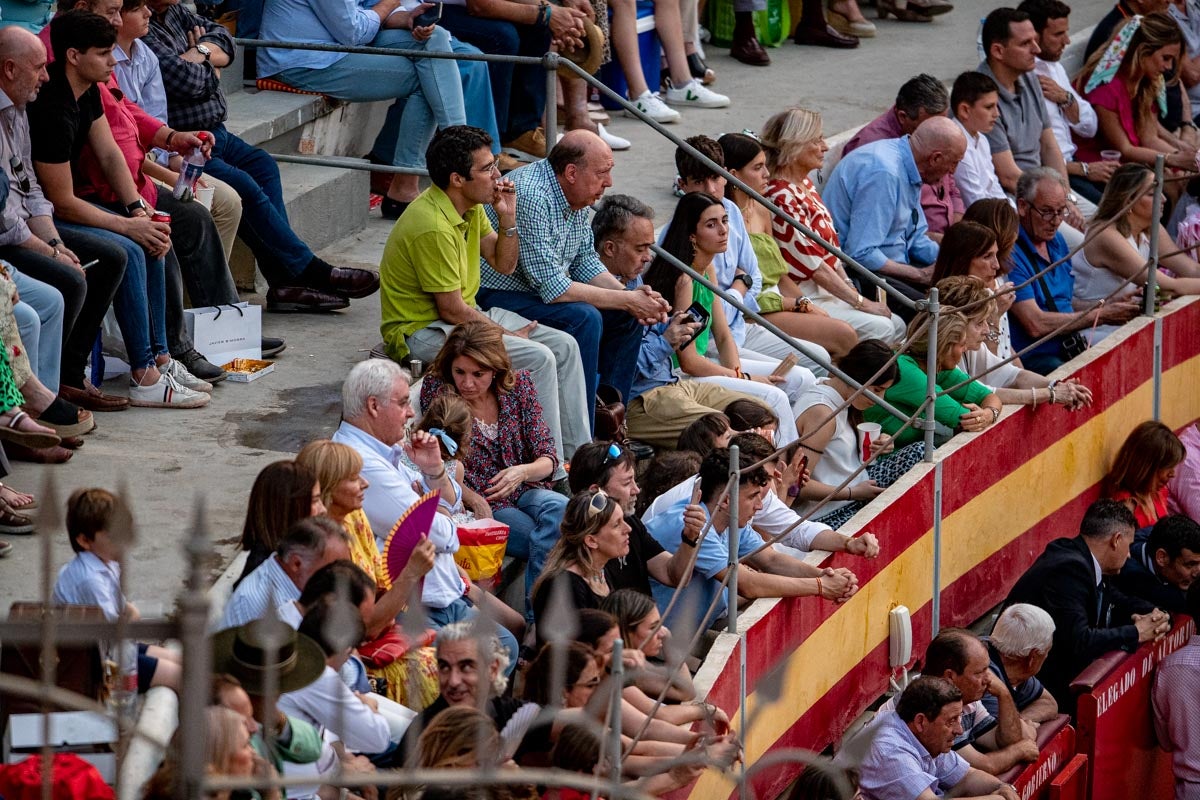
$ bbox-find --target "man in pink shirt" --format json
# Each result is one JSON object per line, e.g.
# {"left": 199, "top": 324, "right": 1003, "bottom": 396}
{"left": 843, "top": 73, "right": 963, "bottom": 239}
{"left": 1153, "top": 580, "right": 1200, "bottom": 800}
{"left": 1168, "top": 422, "right": 1200, "bottom": 523}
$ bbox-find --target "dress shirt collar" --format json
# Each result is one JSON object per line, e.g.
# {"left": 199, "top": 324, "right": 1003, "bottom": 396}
{"left": 534, "top": 158, "right": 572, "bottom": 220}
{"left": 898, "top": 135, "right": 922, "bottom": 187}
{"left": 335, "top": 419, "right": 406, "bottom": 468}
{"left": 954, "top": 118, "right": 980, "bottom": 144}
{"left": 1137, "top": 539, "right": 1169, "bottom": 584}
{"left": 0, "top": 90, "right": 14, "bottom": 115}
{"left": 113, "top": 42, "right": 131, "bottom": 65}
{"left": 1091, "top": 553, "right": 1103, "bottom": 587}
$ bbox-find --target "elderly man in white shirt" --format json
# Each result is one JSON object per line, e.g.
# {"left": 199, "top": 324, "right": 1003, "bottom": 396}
{"left": 1018, "top": 0, "right": 1110, "bottom": 209}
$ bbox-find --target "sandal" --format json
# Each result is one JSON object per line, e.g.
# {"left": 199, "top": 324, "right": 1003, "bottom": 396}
{"left": 0, "top": 498, "right": 34, "bottom": 535}
{"left": 0, "top": 483, "right": 36, "bottom": 511}
{"left": 0, "top": 409, "right": 61, "bottom": 449}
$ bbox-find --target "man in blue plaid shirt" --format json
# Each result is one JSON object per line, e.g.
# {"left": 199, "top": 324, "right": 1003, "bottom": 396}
{"left": 477, "top": 130, "right": 670, "bottom": 428}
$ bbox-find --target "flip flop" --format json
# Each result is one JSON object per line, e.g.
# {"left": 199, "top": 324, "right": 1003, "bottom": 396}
{"left": 0, "top": 499, "right": 34, "bottom": 535}
{"left": 0, "top": 483, "right": 36, "bottom": 511}
{"left": 0, "top": 410, "right": 62, "bottom": 449}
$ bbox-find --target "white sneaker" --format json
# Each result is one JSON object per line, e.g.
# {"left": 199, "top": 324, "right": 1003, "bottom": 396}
{"left": 598, "top": 124, "right": 631, "bottom": 151}
{"left": 663, "top": 79, "right": 730, "bottom": 109}
{"left": 128, "top": 371, "right": 210, "bottom": 409}
{"left": 162, "top": 358, "right": 213, "bottom": 393}
{"left": 626, "top": 91, "right": 681, "bottom": 124}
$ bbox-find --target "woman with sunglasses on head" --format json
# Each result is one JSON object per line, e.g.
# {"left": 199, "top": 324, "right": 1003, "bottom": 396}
{"left": 529, "top": 490, "right": 631, "bottom": 645}
{"left": 422, "top": 320, "right": 569, "bottom": 607}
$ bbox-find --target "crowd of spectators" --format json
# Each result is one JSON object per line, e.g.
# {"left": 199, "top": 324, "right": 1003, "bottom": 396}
{"left": 7, "top": 0, "right": 1200, "bottom": 797}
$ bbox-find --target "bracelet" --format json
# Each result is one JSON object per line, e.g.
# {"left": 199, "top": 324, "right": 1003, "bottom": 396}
{"left": 846, "top": 486, "right": 854, "bottom": 501}
{"left": 1049, "top": 384, "right": 1057, "bottom": 404}
{"left": 815, "top": 576, "right": 823, "bottom": 597}
{"left": 165, "top": 130, "right": 177, "bottom": 147}
{"left": 1081, "top": 161, "right": 1090, "bottom": 178}
{"left": 1031, "top": 388, "right": 1037, "bottom": 409}
{"left": 853, "top": 294, "right": 865, "bottom": 310}
{"left": 422, "top": 466, "right": 447, "bottom": 482}
{"left": 988, "top": 406, "right": 1000, "bottom": 424}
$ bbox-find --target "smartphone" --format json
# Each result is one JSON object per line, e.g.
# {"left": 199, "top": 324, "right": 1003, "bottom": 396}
{"left": 413, "top": 2, "right": 442, "bottom": 27}
{"left": 770, "top": 352, "right": 798, "bottom": 379}
{"left": 675, "top": 302, "right": 710, "bottom": 352}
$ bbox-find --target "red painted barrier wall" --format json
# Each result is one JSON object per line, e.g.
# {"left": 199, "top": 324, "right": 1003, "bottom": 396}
{"left": 686, "top": 299, "right": 1200, "bottom": 800}
{"left": 1049, "top": 755, "right": 1089, "bottom": 800}
{"left": 1011, "top": 720, "right": 1075, "bottom": 800}
{"left": 1070, "top": 617, "right": 1195, "bottom": 800}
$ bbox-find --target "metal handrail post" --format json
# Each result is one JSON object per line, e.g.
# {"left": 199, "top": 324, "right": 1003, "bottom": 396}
{"left": 608, "top": 638, "right": 624, "bottom": 791}
{"left": 179, "top": 506, "right": 213, "bottom": 800}
{"left": 543, "top": 53, "right": 559, "bottom": 156}
{"left": 727, "top": 444, "right": 740, "bottom": 636}
{"left": 1146, "top": 155, "right": 1164, "bottom": 318}
{"left": 923, "top": 288, "right": 939, "bottom": 463}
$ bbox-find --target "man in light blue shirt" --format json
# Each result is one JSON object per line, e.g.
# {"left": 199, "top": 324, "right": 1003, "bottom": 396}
{"left": 824, "top": 117, "right": 966, "bottom": 318}
{"left": 849, "top": 676, "right": 1019, "bottom": 800}
{"left": 645, "top": 447, "right": 854, "bottom": 634}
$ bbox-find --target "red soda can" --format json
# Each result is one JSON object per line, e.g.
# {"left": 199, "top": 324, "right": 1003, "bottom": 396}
{"left": 151, "top": 211, "right": 171, "bottom": 226}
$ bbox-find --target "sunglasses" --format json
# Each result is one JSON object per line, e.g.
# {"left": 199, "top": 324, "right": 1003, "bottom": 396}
{"left": 601, "top": 441, "right": 623, "bottom": 466}
{"left": 586, "top": 489, "right": 611, "bottom": 518}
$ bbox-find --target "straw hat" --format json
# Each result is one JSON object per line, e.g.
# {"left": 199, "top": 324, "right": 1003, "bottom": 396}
{"left": 211, "top": 618, "right": 326, "bottom": 696}
{"left": 557, "top": 20, "right": 606, "bottom": 78}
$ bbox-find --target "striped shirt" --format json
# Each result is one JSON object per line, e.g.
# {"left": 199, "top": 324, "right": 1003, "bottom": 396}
{"left": 480, "top": 158, "right": 606, "bottom": 302}
{"left": 53, "top": 552, "right": 124, "bottom": 621}
{"left": 1154, "top": 635, "right": 1200, "bottom": 795}
{"left": 217, "top": 555, "right": 299, "bottom": 632}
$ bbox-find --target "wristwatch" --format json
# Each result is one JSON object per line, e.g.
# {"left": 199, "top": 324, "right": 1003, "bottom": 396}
{"left": 125, "top": 198, "right": 149, "bottom": 217}
{"left": 680, "top": 532, "right": 699, "bottom": 548}
{"left": 194, "top": 43, "right": 212, "bottom": 62}
{"left": 733, "top": 272, "right": 753, "bottom": 289}
{"left": 501, "top": 225, "right": 517, "bottom": 238}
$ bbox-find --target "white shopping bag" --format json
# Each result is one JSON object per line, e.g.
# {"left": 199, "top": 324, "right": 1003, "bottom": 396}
{"left": 185, "top": 302, "right": 262, "bottom": 364}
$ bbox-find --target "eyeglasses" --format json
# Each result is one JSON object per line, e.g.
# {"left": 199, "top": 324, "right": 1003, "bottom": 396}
{"left": 570, "top": 677, "right": 602, "bottom": 690}
{"left": 474, "top": 160, "right": 501, "bottom": 176}
{"left": 1030, "top": 205, "right": 1070, "bottom": 222}
{"left": 586, "top": 489, "right": 611, "bottom": 518}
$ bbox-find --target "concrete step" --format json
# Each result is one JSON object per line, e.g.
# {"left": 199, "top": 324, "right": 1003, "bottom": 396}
{"left": 229, "top": 160, "right": 369, "bottom": 290}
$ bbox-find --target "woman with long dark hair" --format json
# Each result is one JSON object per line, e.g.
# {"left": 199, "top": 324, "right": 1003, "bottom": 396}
{"left": 644, "top": 192, "right": 803, "bottom": 445}
{"left": 237, "top": 461, "right": 324, "bottom": 582}
{"left": 1103, "top": 420, "right": 1186, "bottom": 527}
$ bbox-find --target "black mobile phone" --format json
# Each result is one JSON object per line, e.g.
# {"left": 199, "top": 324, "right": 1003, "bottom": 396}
{"left": 413, "top": 2, "right": 442, "bottom": 27}
{"left": 675, "top": 302, "right": 710, "bottom": 352}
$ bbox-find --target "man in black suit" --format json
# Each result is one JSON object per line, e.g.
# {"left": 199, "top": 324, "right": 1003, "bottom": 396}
{"left": 1113, "top": 515, "right": 1200, "bottom": 614}
{"left": 1005, "top": 499, "right": 1171, "bottom": 709}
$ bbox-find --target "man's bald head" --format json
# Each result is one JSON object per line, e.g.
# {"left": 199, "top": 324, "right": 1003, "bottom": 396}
{"left": 549, "top": 129, "right": 614, "bottom": 210}
{"left": 0, "top": 27, "right": 49, "bottom": 109}
{"left": 910, "top": 116, "right": 967, "bottom": 185}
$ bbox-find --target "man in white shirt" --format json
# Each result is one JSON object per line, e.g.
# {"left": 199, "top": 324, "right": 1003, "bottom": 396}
{"left": 1018, "top": 0, "right": 1111, "bottom": 208}
{"left": 951, "top": 71, "right": 1008, "bottom": 207}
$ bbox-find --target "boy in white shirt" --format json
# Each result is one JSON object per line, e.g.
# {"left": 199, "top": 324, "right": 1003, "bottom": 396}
{"left": 952, "top": 71, "right": 1010, "bottom": 208}
{"left": 52, "top": 488, "right": 181, "bottom": 693}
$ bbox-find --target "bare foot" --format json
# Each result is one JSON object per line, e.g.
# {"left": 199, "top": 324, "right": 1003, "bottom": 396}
{"left": 0, "top": 483, "right": 35, "bottom": 509}
{"left": 0, "top": 409, "right": 57, "bottom": 438}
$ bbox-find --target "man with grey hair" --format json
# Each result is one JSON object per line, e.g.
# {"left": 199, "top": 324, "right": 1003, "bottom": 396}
{"left": 1006, "top": 167, "right": 1139, "bottom": 375}
{"left": 478, "top": 130, "right": 670, "bottom": 427}
{"left": 824, "top": 116, "right": 967, "bottom": 318}
{"left": 217, "top": 517, "right": 352, "bottom": 631}
{"left": 984, "top": 604, "right": 1059, "bottom": 725}
{"left": 842, "top": 74, "right": 963, "bottom": 238}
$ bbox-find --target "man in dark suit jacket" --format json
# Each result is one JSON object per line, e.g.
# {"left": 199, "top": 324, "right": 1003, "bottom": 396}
{"left": 1113, "top": 515, "right": 1200, "bottom": 615}
{"left": 1005, "top": 499, "right": 1170, "bottom": 709}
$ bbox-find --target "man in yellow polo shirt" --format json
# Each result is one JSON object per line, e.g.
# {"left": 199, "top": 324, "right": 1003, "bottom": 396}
{"left": 379, "top": 125, "right": 591, "bottom": 468}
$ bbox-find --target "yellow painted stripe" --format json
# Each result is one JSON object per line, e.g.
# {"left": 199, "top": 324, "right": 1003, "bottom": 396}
{"left": 687, "top": 352, "right": 1200, "bottom": 799}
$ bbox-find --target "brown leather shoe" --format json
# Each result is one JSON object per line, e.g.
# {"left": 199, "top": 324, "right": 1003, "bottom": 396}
{"left": 328, "top": 267, "right": 380, "bottom": 299}
{"left": 266, "top": 286, "right": 350, "bottom": 313}
{"left": 731, "top": 15, "right": 771, "bottom": 65}
{"left": 793, "top": 22, "right": 859, "bottom": 47}
{"left": 59, "top": 383, "right": 129, "bottom": 412}
{"left": 5, "top": 442, "right": 73, "bottom": 464}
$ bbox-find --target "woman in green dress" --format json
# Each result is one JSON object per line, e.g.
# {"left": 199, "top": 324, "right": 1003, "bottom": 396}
{"left": 718, "top": 132, "right": 859, "bottom": 360}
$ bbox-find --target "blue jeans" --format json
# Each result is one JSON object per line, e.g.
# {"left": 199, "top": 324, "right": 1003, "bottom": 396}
{"left": 10, "top": 269, "right": 64, "bottom": 395}
{"left": 206, "top": 124, "right": 314, "bottom": 285}
{"left": 366, "top": 33, "right": 502, "bottom": 161}
{"left": 493, "top": 487, "right": 568, "bottom": 618}
{"left": 426, "top": 595, "right": 519, "bottom": 676}
{"left": 56, "top": 220, "right": 166, "bottom": 371}
{"left": 476, "top": 288, "right": 645, "bottom": 423}
{"left": 438, "top": 6, "right": 548, "bottom": 140}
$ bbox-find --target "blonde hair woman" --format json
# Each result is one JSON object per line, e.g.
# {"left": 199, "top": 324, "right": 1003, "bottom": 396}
{"left": 296, "top": 439, "right": 440, "bottom": 710}
{"left": 861, "top": 312, "right": 1002, "bottom": 447}
{"left": 760, "top": 106, "right": 907, "bottom": 346}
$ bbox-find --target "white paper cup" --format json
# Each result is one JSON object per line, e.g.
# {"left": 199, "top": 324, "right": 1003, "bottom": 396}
{"left": 856, "top": 422, "right": 882, "bottom": 461}
{"left": 1100, "top": 150, "right": 1121, "bottom": 162}
{"left": 196, "top": 185, "right": 215, "bottom": 210}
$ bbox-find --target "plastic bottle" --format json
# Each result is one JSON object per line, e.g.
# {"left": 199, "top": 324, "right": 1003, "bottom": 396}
{"left": 108, "top": 639, "right": 138, "bottom": 724}
{"left": 172, "top": 132, "right": 210, "bottom": 200}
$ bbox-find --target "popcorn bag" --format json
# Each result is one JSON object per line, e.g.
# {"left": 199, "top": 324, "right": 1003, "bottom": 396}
{"left": 455, "top": 519, "right": 510, "bottom": 589}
